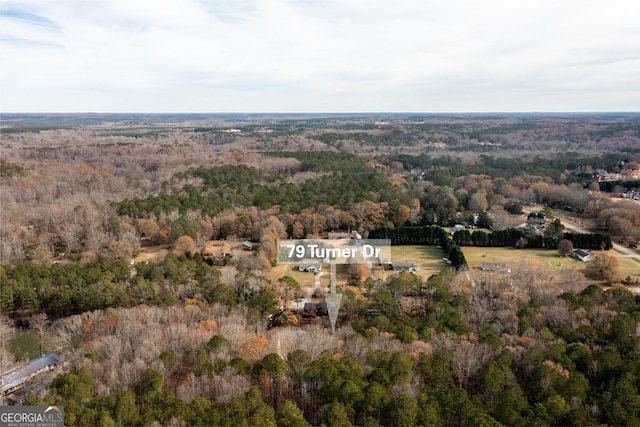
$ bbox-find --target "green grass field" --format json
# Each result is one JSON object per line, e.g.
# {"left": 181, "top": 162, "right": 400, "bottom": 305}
{"left": 611, "top": 255, "right": 640, "bottom": 281}
{"left": 275, "top": 264, "right": 322, "bottom": 287}
{"left": 462, "top": 246, "right": 640, "bottom": 282}
{"left": 276, "top": 244, "right": 639, "bottom": 286}
{"left": 390, "top": 245, "right": 447, "bottom": 278}
{"left": 463, "top": 247, "right": 567, "bottom": 270}
{"left": 275, "top": 245, "right": 449, "bottom": 286}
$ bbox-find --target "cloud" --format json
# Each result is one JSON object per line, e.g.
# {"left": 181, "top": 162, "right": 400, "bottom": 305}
{"left": 1, "top": 0, "right": 639, "bottom": 112}
{"left": 0, "top": 34, "right": 63, "bottom": 48}
{"left": 0, "top": 8, "right": 61, "bottom": 29}
{"left": 0, "top": 5, "right": 63, "bottom": 48}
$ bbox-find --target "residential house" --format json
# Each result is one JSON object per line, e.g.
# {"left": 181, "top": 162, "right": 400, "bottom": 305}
{"left": 480, "top": 263, "right": 511, "bottom": 273}
{"left": 384, "top": 262, "right": 417, "bottom": 274}
{"left": 328, "top": 232, "right": 351, "bottom": 240}
{"left": 450, "top": 224, "right": 466, "bottom": 235}
{"left": 300, "top": 301, "right": 328, "bottom": 317}
{"left": 299, "top": 262, "right": 321, "bottom": 273}
{"left": 571, "top": 250, "right": 592, "bottom": 262}
{"left": 1, "top": 354, "right": 59, "bottom": 402}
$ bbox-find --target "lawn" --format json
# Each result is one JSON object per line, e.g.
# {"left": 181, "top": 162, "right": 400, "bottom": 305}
{"left": 390, "top": 245, "right": 448, "bottom": 278}
{"left": 462, "top": 247, "right": 567, "bottom": 270}
{"left": 462, "top": 246, "right": 640, "bottom": 282}
{"left": 134, "top": 245, "right": 171, "bottom": 262}
{"left": 591, "top": 251, "right": 640, "bottom": 282}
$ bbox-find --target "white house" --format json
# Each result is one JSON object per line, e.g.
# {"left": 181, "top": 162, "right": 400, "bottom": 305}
{"left": 299, "top": 262, "right": 321, "bottom": 273}
{"left": 480, "top": 263, "right": 510, "bottom": 273}
{"left": 450, "top": 224, "right": 465, "bottom": 235}
{"left": 571, "top": 250, "right": 592, "bottom": 262}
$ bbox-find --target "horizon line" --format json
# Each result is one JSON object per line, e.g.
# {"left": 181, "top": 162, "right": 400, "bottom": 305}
{"left": 3, "top": 111, "right": 640, "bottom": 115}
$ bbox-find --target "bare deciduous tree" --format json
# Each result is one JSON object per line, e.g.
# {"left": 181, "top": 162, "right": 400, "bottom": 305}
{"left": 30, "top": 313, "right": 50, "bottom": 356}
{"left": 557, "top": 239, "right": 574, "bottom": 257}
{"left": 451, "top": 341, "right": 494, "bottom": 388}
{"left": 468, "top": 191, "right": 489, "bottom": 213}
{"left": 299, "top": 326, "right": 337, "bottom": 359}
{"left": 0, "top": 316, "right": 15, "bottom": 370}
{"left": 585, "top": 254, "right": 619, "bottom": 281}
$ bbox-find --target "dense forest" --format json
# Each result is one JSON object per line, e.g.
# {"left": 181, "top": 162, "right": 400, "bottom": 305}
{"left": 16, "top": 268, "right": 640, "bottom": 426}
{"left": 1, "top": 114, "right": 640, "bottom": 426}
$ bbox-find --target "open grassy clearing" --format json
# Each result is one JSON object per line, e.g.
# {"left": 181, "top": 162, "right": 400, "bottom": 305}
{"left": 463, "top": 246, "right": 571, "bottom": 271}
{"left": 134, "top": 245, "right": 170, "bottom": 262}
{"left": 462, "top": 246, "right": 640, "bottom": 282}
{"left": 133, "top": 238, "right": 639, "bottom": 284}
{"left": 602, "top": 253, "right": 640, "bottom": 281}
{"left": 274, "top": 264, "right": 321, "bottom": 287}
{"left": 390, "top": 245, "right": 448, "bottom": 278}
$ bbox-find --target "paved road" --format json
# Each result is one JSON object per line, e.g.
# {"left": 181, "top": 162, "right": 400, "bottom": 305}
{"left": 561, "top": 221, "right": 640, "bottom": 261}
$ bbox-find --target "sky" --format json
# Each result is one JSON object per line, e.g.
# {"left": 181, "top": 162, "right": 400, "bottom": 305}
{"left": 1, "top": 0, "right": 639, "bottom": 113}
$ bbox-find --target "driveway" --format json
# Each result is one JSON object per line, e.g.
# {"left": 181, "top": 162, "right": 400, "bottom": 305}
{"left": 559, "top": 218, "right": 640, "bottom": 262}
{"left": 522, "top": 207, "right": 640, "bottom": 262}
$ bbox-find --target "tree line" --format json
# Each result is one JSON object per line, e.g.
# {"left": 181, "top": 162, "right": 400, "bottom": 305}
{"left": 386, "top": 153, "right": 638, "bottom": 184}
{"left": 370, "top": 225, "right": 612, "bottom": 251}
{"left": 368, "top": 226, "right": 467, "bottom": 269}
{"left": 597, "top": 180, "right": 640, "bottom": 193}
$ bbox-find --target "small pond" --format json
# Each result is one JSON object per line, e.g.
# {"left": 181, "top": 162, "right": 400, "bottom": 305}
{"left": 9, "top": 328, "right": 41, "bottom": 361}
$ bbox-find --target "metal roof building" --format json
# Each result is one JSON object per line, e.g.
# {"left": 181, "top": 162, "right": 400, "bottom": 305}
{"left": 1, "top": 353, "right": 59, "bottom": 397}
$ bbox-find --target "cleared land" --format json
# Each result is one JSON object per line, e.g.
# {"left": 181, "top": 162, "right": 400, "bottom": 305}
{"left": 613, "top": 255, "right": 640, "bottom": 281}
{"left": 134, "top": 245, "right": 171, "bottom": 262}
{"left": 462, "top": 246, "right": 640, "bottom": 282}
{"left": 390, "top": 245, "right": 447, "bottom": 278}
{"left": 133, "top": 239, "right": 639, "bottom": 284}
{"left": 464, "top": 247, "right": 573, "bottom": 271}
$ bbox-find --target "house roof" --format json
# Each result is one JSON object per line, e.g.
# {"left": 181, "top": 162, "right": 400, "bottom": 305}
{"left": 299, "top": 262, "right": 321, "bottom": 269}
{"left": 383, "top": 261, "right": 415, "bottom": 267}
{"left": 242, "top": 240, "right": 253, "bottom": 248}
{"left": 480, "top": 262, "right": 508, "bottom": 271}
{"left": 573, "top": 250, "right": 590, "bottom": 257}
{"left": 328, "top": 232, "right": 351, "bottom": 239}
{"left": 450, "top": 224, "right": 466, "bottom": 234}
{"left": 392, "top": 262, "right": 416, "bottom": 269}
{"left": 1, "top": 353, "right": 59, "bottom": 394}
